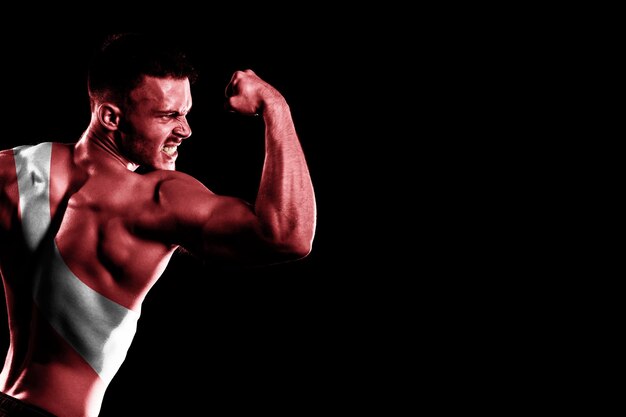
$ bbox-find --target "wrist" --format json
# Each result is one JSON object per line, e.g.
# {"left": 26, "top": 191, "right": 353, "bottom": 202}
{"left": 261, "top": 95, "right": 289, "bottom": 118}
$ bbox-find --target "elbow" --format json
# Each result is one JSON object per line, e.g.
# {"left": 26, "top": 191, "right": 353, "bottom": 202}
{"left": 262, "top": 219, "right": 316, "bottom": 262}
{"left": 278, "top": 236, "right": 313, "bottom": 261}
{"left": 291, "top": 240, "right": 313, "bottom": 260}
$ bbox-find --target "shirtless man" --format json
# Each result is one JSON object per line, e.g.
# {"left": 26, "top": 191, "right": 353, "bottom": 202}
{"left": 0, "top": 33, "right": 316, "bottom": 417}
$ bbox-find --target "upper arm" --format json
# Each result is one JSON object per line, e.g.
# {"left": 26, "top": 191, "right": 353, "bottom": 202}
{"left": 145, "top": 172, "right": 297, "bottom": 266}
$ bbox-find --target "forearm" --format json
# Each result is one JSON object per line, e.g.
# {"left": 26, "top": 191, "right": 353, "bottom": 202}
{"left": 255, "top": 99, "right": 316, "bottom": 256}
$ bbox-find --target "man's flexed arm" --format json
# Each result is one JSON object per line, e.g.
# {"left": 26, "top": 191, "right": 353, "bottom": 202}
{"left": 149, "top": 70, "right": 316, "bottom": 265}
{"left": 225, "top": 69, "right": 316, "bottom": 258}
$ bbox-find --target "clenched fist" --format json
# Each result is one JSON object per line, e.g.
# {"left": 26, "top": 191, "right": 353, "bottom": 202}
{"left": 225, "top": 69, "right": 284, "bottom": 116}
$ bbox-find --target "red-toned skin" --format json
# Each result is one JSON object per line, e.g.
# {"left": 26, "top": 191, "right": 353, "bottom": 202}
{"left": 0, "top": 70, "right": 316, "bottom": 417}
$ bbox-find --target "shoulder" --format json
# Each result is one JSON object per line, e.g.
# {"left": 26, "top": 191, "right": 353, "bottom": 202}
{"left": 139, "top": 169, "right": 253, "bottom": 234}
{"left": 143, "top": 169, "right": 214, "bottom": 198}
{"left": 1, "top": 142, "right": 73, "bottom": 164}
{"left": 0, "top": 146, "right": 16, "bottom": 161}
{"left": 1, "top": 141, "right": 74, "bottom": 183}
{"left": 0, "top": 148, "right": 13, "bottom": 160}
{"left": 141, "top": 169, "right": 218, "bottom": 220}
{"left": 0, "top": 149, "right": 19, "bottom": 229}
{"left": 0, "top": 148, "right": 16, "bottom": 181}
{"left": 130, "top": 169, "right": 226, "bottom": 243}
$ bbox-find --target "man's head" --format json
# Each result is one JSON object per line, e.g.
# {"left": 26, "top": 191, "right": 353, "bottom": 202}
{"left": 88, "top": 33, "right": 197, "bottom": 171}
{"left": 88, "top": 33, "right": 197, "bottom": 111}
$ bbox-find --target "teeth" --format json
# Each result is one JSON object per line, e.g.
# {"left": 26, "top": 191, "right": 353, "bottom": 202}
{"left": 162, "top": 146, "right": 177, "bottom": 156}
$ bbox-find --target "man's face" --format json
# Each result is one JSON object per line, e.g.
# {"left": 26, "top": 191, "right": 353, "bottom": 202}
{"left": 121, "top": 75, "right": 193, "bottom": 171}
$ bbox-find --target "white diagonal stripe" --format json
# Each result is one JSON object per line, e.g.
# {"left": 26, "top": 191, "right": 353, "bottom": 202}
{"left": 14, "top": 143, "right": 138, "bottom": 385}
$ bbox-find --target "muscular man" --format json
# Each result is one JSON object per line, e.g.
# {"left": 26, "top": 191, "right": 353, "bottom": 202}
{"left": 0, "top": 33, "right": 316, "bottom": 417}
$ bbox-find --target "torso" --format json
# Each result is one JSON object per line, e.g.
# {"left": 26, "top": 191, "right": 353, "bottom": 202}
{"left": 0, "top": 142, "right": 178, "bottom": 417}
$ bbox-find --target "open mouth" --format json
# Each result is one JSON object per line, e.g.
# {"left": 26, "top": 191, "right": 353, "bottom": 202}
{"left": 162, "top": 145, "right": 178, "bottom": 156}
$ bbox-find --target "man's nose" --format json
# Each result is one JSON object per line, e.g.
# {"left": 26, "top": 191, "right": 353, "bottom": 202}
{"left": 173, "top": 116, "right": 192, "bottom": 139}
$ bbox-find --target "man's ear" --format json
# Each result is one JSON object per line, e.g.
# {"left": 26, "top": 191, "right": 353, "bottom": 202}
{"left": 97, "top": 103, "right": 123, "bottom": 131}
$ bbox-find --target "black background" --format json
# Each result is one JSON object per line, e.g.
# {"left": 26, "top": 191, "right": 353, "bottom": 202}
{"left": 0, "top": 22, "right": 369, "bottom": 416}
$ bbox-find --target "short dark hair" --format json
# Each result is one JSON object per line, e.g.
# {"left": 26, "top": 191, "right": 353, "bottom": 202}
{"left": 88, "top": 33, "right": 197, "bottom": 109}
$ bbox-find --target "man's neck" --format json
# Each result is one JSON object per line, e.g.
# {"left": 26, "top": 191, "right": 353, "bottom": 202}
{"left": 75, "top": 124, "right": 139, "bottom": 173}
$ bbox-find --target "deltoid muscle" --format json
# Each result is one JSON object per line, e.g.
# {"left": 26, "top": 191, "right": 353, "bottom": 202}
{"left": 13, "top": 143, "right": 139, "bottom": 385}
